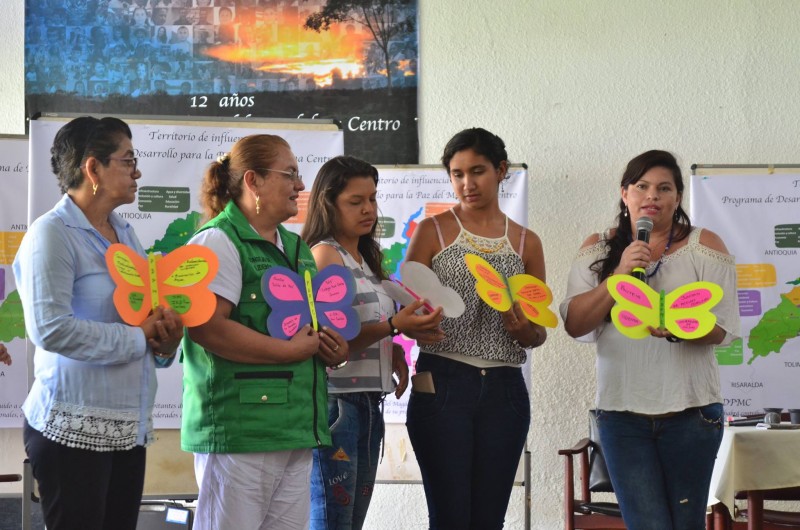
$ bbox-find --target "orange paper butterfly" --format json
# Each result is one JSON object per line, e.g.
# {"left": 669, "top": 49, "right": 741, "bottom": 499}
{"left": 105, "top": 244, "right": 219, "bottom": 327}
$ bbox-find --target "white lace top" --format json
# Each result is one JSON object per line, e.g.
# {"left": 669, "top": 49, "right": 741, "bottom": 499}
{"left": 559, "top": 228, "right": 741, "bottom": 414}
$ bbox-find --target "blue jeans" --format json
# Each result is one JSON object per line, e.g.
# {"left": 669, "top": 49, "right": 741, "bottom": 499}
{"left": 406, "top": 353, "right": 530, "bottom": 530}
{"left": 596, "top": 404, "right": 724, "bottom": 530}
{"left": 310, "top": 392, "right": 384, "bottom": 530}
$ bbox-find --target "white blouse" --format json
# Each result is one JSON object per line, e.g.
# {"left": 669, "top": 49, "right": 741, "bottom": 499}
{"left": 559, "top": 228, "right": 741, "bottom": 415}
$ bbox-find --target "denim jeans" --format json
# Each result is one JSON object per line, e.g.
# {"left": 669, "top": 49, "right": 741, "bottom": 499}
{"left": 596, "top": 404, "right": 724, "bottom": 530}
{"left": 310, "top": 392, "right": 384, "bottom": 530}
{"left": 406, "top": 353, "right": 530, "bottom": 530}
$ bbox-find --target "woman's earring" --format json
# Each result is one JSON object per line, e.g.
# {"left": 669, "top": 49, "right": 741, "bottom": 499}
{"left": 255, "top": 194, "right": 261, "bottom": 215}
{"left": 674, "top": 209, "right": 679, "bottom": 221}
{"left": 500, "top": 178, "right": 505, "bottom": 193}
{"left": 623, "top": 206, "right": 628, "bottom": 218}
{"left": 92, "top": 183, "right": 98, "bottom": 196}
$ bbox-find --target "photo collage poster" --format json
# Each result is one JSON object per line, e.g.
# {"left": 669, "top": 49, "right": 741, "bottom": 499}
{"left": 24, "top": 0, "right": 419, "bottom": 164}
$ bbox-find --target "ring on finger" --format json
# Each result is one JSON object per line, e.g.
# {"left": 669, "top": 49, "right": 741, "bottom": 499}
{"left": 333, "top": 344, "right": 340, "bottom": 352}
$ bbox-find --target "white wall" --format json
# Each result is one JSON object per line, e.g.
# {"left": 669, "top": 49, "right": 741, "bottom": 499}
{"left": 3, "top": 1, "right": 800, "bottom": 528}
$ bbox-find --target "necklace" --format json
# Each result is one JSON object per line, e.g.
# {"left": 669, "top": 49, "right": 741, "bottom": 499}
{"left": 646, "top": 228, "right": 674, "bottom": 278}
{"left": 462, "top": 231, "right": 506, "bottom": 254}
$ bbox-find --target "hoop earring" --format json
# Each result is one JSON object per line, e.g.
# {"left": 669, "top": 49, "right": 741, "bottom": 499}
{"left": 255, "top": 194, "right": 261, "bottom": 215}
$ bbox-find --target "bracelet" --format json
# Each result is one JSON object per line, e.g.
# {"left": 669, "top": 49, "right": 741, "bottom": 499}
{"left": 387, "top": 316, "right": 401, "bottom": 337}
{"left": 153, "top": 350, "right": 176, "bottom": 358}
{"left": 516, "top": 329, "right": 542, "bottom": 349}
{"left": 665, "top": 336, "right": 683, "bottom": 343}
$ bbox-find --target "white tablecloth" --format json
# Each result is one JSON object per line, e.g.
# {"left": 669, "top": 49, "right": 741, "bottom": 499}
{"left": 708, "top": 426, "right": 800, "bottom": 512}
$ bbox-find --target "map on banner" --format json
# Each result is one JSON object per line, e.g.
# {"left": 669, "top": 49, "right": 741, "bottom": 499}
{"left": 746, "top": 277, "right": 800, "bottom": 364}
{"left": 691, "top": 171, "right": 800, "bottom": 416}
{"left": 0, "top": 137, "right": 29, "bottom": 427}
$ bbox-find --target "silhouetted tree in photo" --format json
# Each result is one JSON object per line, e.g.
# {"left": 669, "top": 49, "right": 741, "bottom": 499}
{"left": 304, "top": 0, "right": 415, "bottom": 94}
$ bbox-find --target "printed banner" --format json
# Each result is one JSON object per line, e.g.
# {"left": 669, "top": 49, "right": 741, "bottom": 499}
{"left": 30, "top": 118, "right": 344, "bottom": 427}
{"left": 23, "top": 135, "right": 529, "bottom": 427}
{"left": 0, "top": 137, "right": 29, "bottom": 428}
{"left": 24, "top": 0, "right": 419, "bottom": 164}
{"left": 690, "top": 172, "right": 800, "bottom": 416}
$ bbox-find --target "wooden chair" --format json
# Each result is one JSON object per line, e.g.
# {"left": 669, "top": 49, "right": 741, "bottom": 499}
{"left": 559, "top": 434, "right": 626, "bottom": 530}
{"left": 713, "top": 487, "right": 800, "bottom": 530}
{"left": 559, "top": 414, "right": 715, "bottom": 530}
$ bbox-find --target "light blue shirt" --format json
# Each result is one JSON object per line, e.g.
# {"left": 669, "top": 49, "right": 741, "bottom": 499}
{"left": 14, "top": 194, "right": 162, "bottom": 450}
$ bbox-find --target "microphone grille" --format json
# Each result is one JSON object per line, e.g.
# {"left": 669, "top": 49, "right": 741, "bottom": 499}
{"left": 636, "top": 216, "right": 653, "bottom": 232}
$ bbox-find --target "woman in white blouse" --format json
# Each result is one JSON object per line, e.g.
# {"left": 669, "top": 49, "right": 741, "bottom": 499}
{"left": 560, "top": 150, "right": 740, "bottom": 530}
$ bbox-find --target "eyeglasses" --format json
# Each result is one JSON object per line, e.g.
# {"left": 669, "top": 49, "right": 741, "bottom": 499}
{"left": 106, "top": 157, "right": 138, "bottom": 172}
{"left": 260, "top": 168, "right": 303, "bottom": 183}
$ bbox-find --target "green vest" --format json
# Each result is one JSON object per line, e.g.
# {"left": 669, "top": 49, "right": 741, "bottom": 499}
{"left": 181, "top": 201, "right": 331, "bottom": 453}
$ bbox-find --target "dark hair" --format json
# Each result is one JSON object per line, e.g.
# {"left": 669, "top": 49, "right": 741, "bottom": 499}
{"left": 199, "top": 134, "right": 290, "bottom": 219}
{"left": 591, "top": 149, "right": 692, "bottom": 281}
{"left": 441, "top": 127, "right": 509, "bottom": 172}
{"left": 301, "top": 156, "right": 386, "bottom": 281}
{"left": 50, "top": 116, "right": 132, "bottom": 194}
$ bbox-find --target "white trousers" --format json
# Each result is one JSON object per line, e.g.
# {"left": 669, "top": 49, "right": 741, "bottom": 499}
{"left": 193, "top": 449, "right": 313, "bottom": 530}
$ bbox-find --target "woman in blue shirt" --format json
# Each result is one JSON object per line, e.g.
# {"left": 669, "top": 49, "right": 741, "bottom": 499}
{"left": 13, "top": 116, "right": 183, "bottom": 530}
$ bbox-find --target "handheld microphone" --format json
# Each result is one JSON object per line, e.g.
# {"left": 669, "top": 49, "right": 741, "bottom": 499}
{"left": 631, "top": 216, "right": 653, "bottom": 282}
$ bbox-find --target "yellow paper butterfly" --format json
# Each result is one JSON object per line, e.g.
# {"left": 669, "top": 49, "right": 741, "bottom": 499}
{"left": 106, "top": 244, "right": 219, "bottom": 327}
{"left": 464, "top": 254, "right": 557, "bottom": 328}
{"left": 606, "top": 275, "right": 723, "bottom": 340}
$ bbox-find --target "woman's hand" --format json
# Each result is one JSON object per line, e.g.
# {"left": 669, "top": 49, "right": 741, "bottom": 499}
{"left": 286, "top": 325, "right": 321, "bottom": 362}
{"left": 391, "top": 343, "right": 409, "bottom": 398}
{"left": 502, "top": 301, "right": 545, "bottom": 348}
{"left": 395, "top": 300, "right": 445, "bottom": 343}
{"left": 317, "top": 326, "right": 349, "bottom": 368}
{"left": 615, "top": 240, "right": 652, "bottom": 276}
{"left": 144, "top": 306, "right": 184, "bottom": 358}
{"left": 0, "top": 344, "right": 10, "bottom": 366}
{"left": 647, "top": 324, "right": 726, "bottom": 345}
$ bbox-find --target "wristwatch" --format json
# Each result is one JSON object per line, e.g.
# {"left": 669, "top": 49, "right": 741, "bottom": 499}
{"left": 387, "top": 316, "right": 401, "bottom": 337}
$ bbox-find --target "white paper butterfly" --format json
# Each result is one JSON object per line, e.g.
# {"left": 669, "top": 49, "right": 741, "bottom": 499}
{"left": 382, "top": 261, "right": 465, "bottom": 318}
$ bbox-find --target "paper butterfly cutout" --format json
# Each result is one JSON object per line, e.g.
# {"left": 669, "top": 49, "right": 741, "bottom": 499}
{"left": 106, "top": 243, "right": 219, "bottom": 327}
{"left": 606, "top": 275, "right": 723, "bottom": 340}
{"left": 261, "top": 264, "right": 360, "bottom": 341}
{"left": 381, "top": 261, "right": 465, "bottom": 318}
{"left": 464, "top": 254, "right": 558, "bottom": 328}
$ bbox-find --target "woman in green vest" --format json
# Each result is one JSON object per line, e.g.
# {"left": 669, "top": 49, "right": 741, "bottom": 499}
{"left": 181, "top": 134, "right": 349, "bottom": 530}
